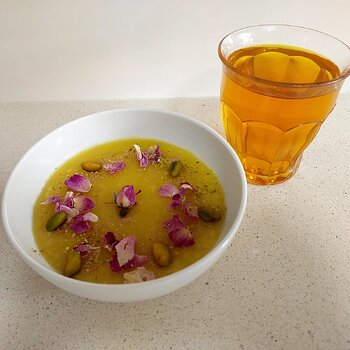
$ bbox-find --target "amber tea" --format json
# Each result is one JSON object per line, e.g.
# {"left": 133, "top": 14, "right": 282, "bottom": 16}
{"left": 220, "top": 44, "right": 341, "bottom": 185}
{"left": 218, "top": 24, "right": 350, "bottom": 185}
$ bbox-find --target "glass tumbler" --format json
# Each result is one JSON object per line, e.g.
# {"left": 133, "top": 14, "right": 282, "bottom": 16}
{"left": 218, "top": 24, "right": 350, "bottom": 185}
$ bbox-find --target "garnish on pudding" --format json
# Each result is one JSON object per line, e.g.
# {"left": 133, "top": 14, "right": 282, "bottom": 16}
{"left": 33, "top": 139, "right": 226, "bottom": 284}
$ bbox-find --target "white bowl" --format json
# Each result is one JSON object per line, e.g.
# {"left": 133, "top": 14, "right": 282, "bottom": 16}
{"left": 2, "top": 109, "right": 247, "bottom": 302}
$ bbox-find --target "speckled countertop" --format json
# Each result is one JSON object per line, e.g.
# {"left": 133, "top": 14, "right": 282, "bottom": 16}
{"left": 1, "top": 96, "right": 350, "bottom": 350}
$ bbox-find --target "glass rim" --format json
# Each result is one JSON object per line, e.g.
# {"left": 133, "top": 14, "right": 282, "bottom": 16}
{"left": 218, "top": 24, "right": 350, "bottom": 89}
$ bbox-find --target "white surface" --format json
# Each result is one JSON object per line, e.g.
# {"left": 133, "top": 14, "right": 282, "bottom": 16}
{"left": 0, "top": 0, "right": 349, "bottom": 101}
{"left": 0, "top": 96, "right": 350, "bottom": 348}
{"left": 2, "top": 108, "right": 247, "bottom": 302}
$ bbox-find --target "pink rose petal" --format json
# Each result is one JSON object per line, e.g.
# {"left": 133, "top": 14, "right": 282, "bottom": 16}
{"left": 73, "top": 195, "right": 95, "bottom": 212}
{"left": 108, "top": 235, "right": 147, "bottom": 273}
{"left": 70, "top": 218, "right": 90, "bottom": 234}
{"left": 43, "top": 190, "right": 96, "bottom": 224}
{"left": 69, "top": 212, "right": 98, "bottom": 233}
{"left": 124, "top": 267, "right": 155, "bottom": 283}
{"left": 169, "top": 193, "right": 184, "bottom": 210}
{"left": 109, "top": 253, "right": 148, "bottom": 273}
{"left": 154, "top": 145, "right": 162, "bottom": 162}
{"left": 124, "top": 254, "right": 148, "bottom": 269}
{"left": 163, "top": 214, "right": 185, "bottom": 234}
{"left": 133, "top": 144, "right": 149, "bottom": 168}
{"left": 61, "top": 191, "right": 75, "bottom": 206}
{"left": 133, "top": 143, "right": 142, "bottom": 160}
{"left": 64, "top": 174, "right": 92, "bottom": 193}
{"left": 139, "top": 157, "right": 149, "bottom": 168}
{"left": 43, "top": 192, "right": 78, "bottom": 217}
{"left": 169, "top": 227, "right": 194, "bottom": 247}
{"left": 133, "top": 144, "right": 162, "bottom": 167}
{"left": 116, "top": 185, "right": 136, "bottom": 208}
{"left": 144, "top": 145, "right": 162, "bottom": 164}
{"left": 179, "top": 182, "right": 195, "bottom": 191}
{"left": 159, "top": 182, "right": 195, "bottom": 210}
{"left": 109, "top": 254, "right": 122, "bottom": 272}
{"left": 59, "top": 205, "right": 80, "bottom": 218}
{"left": 73, "top": 244, "right": 99, "bottom": 255}
{"left": 103, "top": 162, "right": 126, "bottom": 174}
{"left": 42, "top": 195, "right": 60, "bottom": 205}
{"left": 43, "top": 195, "right": 62, "bottom": 213}
{"left": 82, "top": 212, "right": 98, "bottom": 222}
{"left": 178, "top": 182, "right": 195, "bottom": 196}
{"left": 184, "top": 204, "right": 199, "bottom": 219}
{"left": 115, "top": 236, "right": 136, "bottom": 267}
{"left": 163, "top": 215, "right": 195, "bottom": 247}
{"left": 104, "top": 231, "right": 119, "bottom": 251}
{"left": 159, "top": 184, "right": 179, "bottom": 197}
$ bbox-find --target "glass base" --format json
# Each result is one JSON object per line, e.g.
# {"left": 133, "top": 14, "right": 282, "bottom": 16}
{"left": 245, "top": 155, "right": 302, "bottom": 186}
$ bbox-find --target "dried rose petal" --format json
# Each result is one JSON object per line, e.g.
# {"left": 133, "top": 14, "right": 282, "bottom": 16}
{"left": 73, "top": 195, "right": 94, "bottom": 212}
{"left": 64, "top": 174, "right": 92, "bottom": 193}
{"left": 153, "top": 145, "right": 162, "bottom": 162}
{"left": 43, "top": 191, "right": 95, "bottom": 221}
{"left": 139, "top": 157, "right": 149, "bottom": 168}
{"left": 159, "top": 184, "right": 181, "bottom": 210}
{"left": 56, "top": 192, "right": 76, "bottom": 214}
{"left": 124, "top": 254, "right": 148, "bottom": 269}
{"left": 109, "top": 254, "right": 122, "bottom": 272}
{"left": 82, "top": 212, "right": 98, "bottom": 222}
{"left": 70, "top": 218, "right": 90, "bottom": 234}
{"left": 178, "top": 183, "right": 194, "bottom": 197}
{"left": 42, "top": 195, "right": 60, "bottom": 205}
{"left": 159, "top": 184, "right": 179, "bottom": 197}
{"left": 116, "top": 185, "right": 136, "bottom": 208}
{"left": 133, "top": 144, "right": 149, "bottom": 168}
{"left": 169, "top": 193, "right": 184, "bottom": 210}
{"left": 59, "top": 205, "right": 80, "bottom": 218}
{"left": 169, "top": 227, "right": 194, "bottom": 247}
{"left": 133, "top": 144, "right": 162, "bottom": 167}
{"left": 144, "top": 145, "right": 162, "bottom": 164}
{"left": 159, "top": 182, "right": 195, "bottom": 210}
{"left": 108, "top": 235, "right": 147, "bottom": 273}
{"left": 184, "top": 204, "right": 199, "bottom": 219}
{"left": 159, "top": 184, "right": 187, "bottom": 210}
{"left": 43, "top": 193, "right": 71, "bottom": 213}
{"left": 69, "top": 212, "right": 98, "bottom": 233}
{"left": 104, "top": 231, "right": 118, "bottom": 251}
{"left": 133, "top": 144, "right": 142, "bottom": 159}
{"left": 124, "top": 267, "right": 155, "bottom": 283}
{"left": 163, "top": 214, "right": 185, "bottom": 234}
{"left": 61, "top": 191, "right": 75, "bottom": 207}
{"left": 103, "top": 162, "right": 126, "bottom": 174}
{"left": 179, "top": 182, "right": 195, "bottom": 192}
{"left": 110, "top": 253, "right": 148, "bottom": 273}
{"left": 43, "top": 191, "right": 73, "bottom": 211}
{"left": 115, "top": 236, "right": 136, "bottom": 266}
{"left": 42, "top": 195, "right": 63, "bottom": 213}
{"left": 73, "top": 244, "right": 99, "bottom": 255}
{"left": 163, "top": 215, "right": 195, "bottom": 247}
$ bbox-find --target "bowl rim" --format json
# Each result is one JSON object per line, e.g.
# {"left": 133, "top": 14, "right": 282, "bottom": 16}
{"left": 2, "top": 107, "right": 247, "bottom": 293}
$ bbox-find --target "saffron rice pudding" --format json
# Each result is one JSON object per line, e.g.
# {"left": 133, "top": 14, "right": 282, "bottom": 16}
{"left": 33, "top": 139, "right": 226, "bottom": 284}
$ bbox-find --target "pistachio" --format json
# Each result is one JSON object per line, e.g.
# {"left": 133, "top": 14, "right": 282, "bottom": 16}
{"left": 198, "top": 207, "right": 221, "bottom": 222}
{"left": 152, "top": 242, "right": 172, "bottom": 267}
{"left": 169, "top": 160, "right": 183, "bottom": 177}
{"left": 46, "top": 212, "right": 67, "bottom": 232}
{"left": 81, "top": 161, "right": 102, "bottom": 172}
{"left": 63, "top": 251, "right": 82, "bottom": 277}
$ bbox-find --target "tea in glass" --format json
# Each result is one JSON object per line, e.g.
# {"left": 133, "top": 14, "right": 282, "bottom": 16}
{"left": 219, "top": 25, "right": 350, "bottom": 185}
